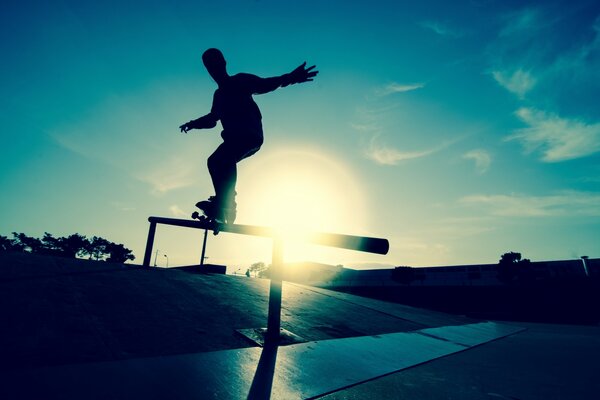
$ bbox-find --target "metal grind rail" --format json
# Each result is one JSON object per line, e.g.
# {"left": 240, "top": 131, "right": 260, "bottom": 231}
{"left": 143, "top": 216, "right": 389, "bottom": 342}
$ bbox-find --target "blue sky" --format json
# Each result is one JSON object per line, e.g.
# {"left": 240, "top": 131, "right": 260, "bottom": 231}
{"left": 1, "top": 0, "right": 599, "bottom": 269}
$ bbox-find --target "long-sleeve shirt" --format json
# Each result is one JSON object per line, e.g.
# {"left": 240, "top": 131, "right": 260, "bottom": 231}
{"left": 210, "top": 73, "right": 283, "bottom": 143}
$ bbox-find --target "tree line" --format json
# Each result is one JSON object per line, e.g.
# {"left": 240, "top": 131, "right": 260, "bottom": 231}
{"left": 0, "top": 232, "right": 135, "bottom": 263}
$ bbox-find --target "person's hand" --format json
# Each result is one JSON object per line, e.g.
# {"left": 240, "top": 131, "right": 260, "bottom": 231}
{"left": 284, "top": 62, "right": 319, "bottom": 86}
{"left": 179, "top": 122, "right": 192, "bottom": 133}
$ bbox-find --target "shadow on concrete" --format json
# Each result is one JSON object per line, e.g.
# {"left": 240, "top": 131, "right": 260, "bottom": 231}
{"left": 248, "top": 340, "right": 279, "bottom": 400}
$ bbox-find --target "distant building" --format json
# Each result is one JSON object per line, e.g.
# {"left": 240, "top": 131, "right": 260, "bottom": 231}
{"left": 316, "top": 258, "right": 599, "bottom": 288}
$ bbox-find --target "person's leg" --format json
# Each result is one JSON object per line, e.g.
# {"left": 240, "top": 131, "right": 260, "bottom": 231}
{"left": 207, "top": 142, "right": 237, "bottom": 211}
{"left": 207, "top": 140, "right": 262, "bottom": 222}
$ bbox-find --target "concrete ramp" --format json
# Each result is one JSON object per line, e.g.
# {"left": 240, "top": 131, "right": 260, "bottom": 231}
{"left": 2, "top": 322, "right": 524, "bottom": 400}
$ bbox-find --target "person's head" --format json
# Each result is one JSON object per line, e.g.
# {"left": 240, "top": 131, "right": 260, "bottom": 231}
{"left": 202, "top": 48, "right": 227, "bottom": 84}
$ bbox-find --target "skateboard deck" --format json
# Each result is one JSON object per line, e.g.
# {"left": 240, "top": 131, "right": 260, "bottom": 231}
{"left": 193, "top": 198, "right": 236, "bottom": 229}
{"left": 191, "top": 211, "right": 221, "bottom": 234}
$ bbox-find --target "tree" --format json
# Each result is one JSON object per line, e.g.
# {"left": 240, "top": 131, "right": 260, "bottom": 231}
{"left": 11, "top": 233, "right": 44, "bottom": 253}
{"left": 0, "top": 235, "right": 21, "bottom": 252}
{"left": 258, "top": 265, "right": 271, "bottom": 279}
{"left": 40, "top": 232, "right": 62, "bottom": 256}
{"left": 249, "top": 261, "right": 267, "bottom": 277}
{"left": 105, "top": 242, "right": 135, "bottom": 263}
{"left": 87, "top": 236, "right": 111, "bottom": 261}
{"left": 497, "top": 252, "right": 532, "bottom": 284}
{"left": 58, "top": 234, "right": 89, "bottom": 258}
{"left": 1, "top": 231, "right": 135, "bottom": 263}
{"left": 37, "top": 233, "right": 89, "bottom": 258}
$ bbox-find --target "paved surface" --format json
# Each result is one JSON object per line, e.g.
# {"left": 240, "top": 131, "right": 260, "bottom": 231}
{"left": 0, "top": 253, "right": 469, "bottom": 371}
{"left": 1, "top": 322, "right": 523, "bottom": 400}
{"left": 322, "top": 322, "right": 600, "bottom": 399}
{"left": 1, "top": 252, "right": 598, "bottom": 399}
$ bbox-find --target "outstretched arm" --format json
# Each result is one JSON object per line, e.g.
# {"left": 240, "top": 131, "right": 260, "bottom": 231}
{"left": 250, "top": 62, "right": 319, "bottom": 94}
{"left": 282, "top": 62, "right": 318, "bottom": 87}
{"left": 179, "top": 112, "right": 218, "bottom": 133}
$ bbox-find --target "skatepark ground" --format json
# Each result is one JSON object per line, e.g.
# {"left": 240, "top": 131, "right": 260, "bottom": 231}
{"left": 0, "top": 252, "right": 598, "bottom": 399}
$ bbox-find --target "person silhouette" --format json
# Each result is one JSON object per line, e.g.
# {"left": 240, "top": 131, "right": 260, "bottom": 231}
{"left": 180, "top": 48, "right": 318, "bottom": 223}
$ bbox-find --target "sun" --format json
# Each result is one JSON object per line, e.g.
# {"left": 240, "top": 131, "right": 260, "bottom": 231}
{"left": 236, "top": 147, "right": 368, "bottom": 244}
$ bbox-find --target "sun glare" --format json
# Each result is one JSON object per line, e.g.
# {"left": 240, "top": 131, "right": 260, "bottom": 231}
{"left": 236, "top": 148, "right": 368, "bottom": 260}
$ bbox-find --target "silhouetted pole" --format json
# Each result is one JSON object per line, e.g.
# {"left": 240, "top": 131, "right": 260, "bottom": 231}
{"left": 143, "top": 221, "right": 157, "bottom": 267}
{"left": 266, "top": 238, "right": 284, "bottom": 343}
{"left": 146, "top": 216, "right": 389, "bottom": 255}
{"left": 200, "top": 229, "right": 209, "bottom": 266}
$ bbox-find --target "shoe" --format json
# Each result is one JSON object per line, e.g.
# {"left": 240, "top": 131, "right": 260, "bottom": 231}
{"left": 195, "top": 196, "right": 217, "bottom": 219}
{"left": 196, "top": 196, "right": 236, "bottom": 224}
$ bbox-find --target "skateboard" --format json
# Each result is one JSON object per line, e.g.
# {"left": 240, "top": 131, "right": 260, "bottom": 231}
{"left": 192, "top": 200, "right": 221, "bottom": 234}
{"left": 192, "top": 197, "right": 236, "bottom": 226}
{"left": 191, "top": 210, "right": 220, "bottom": 234}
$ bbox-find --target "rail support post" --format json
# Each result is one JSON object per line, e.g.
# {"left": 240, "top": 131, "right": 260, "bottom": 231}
{"left": 200, "top": 228, "right": 209, "bottom": 266}
{"left": 266, "top": 238, "right": 284, "bottom": 343}
{"left": 143, "top": 221, "right": 157, "bottom": 267}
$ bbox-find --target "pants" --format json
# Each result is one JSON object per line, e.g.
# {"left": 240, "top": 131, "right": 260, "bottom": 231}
{"left": 207, "top": 138, "right": 262, "bottom": 208}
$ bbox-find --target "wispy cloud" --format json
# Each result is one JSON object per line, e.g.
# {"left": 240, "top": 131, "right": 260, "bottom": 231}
{"left": 355, "top": 80, "right": 469, "bottom": 166}
{"left": 366, "top": 136, "right": 457, "bottom": 166}
{"left": 507, "top": 107, "right": 600, "bottom": 162}
{"left": 462, "top": 149, "right": 491, "bottom": 174}
{"left": 420, "top": 20, "right": 464, "bottom": 38}
{"left": 489, "top": 7, "right": 600, "bottom": 128}
{"left": 110, "top": 201, "right": 136, "bottom": 212}
{"left": 498, "top": 8, "right": 543, "bottom": 37}
{"left": 492, "top": 69, "right": 537, "bottom": 98}
{"left": 432, "top": 216, "right": 496, "bottom": 237}
{"left": 547, "top": 16, "right": 600, "bottom": 88}
{"left": 169, "top": 205, "right": 188, "bottom": 218}
{"left": 375, "top": 82, "right": 425, "bottom": 97}
{"left": 349, "top": 122, "right": 380, "bottom": 133}
{"left": 134, "top": 162, "right": 197, "bottom": 195}
{"left": 50, "top": 80, "right": 206, "bottom": 195}
{"left": 488, "top": 9, "right": 600, "bottom": 163}
{"left": 461, "top": 191, "right": 600, "bottom": 217}
{"left": 366, "top": 145, "right": 438, "bottom": 166}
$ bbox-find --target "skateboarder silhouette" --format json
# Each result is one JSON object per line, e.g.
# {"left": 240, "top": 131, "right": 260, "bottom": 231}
{"left": 180, "top": 48, "right": 318, "bottom": 224}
